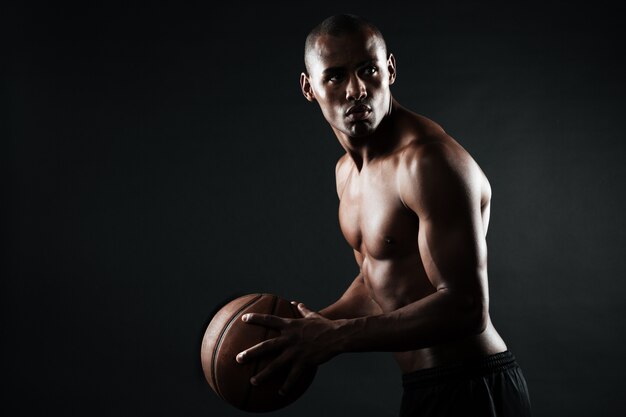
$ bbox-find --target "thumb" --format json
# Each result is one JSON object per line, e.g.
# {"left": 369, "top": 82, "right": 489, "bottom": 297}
{"left": 292, "top": 301, "right": 317, "bottom": 318}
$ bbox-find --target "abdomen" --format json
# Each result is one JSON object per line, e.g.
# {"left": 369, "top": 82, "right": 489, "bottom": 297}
{"left": 361, "top": 254, "right": 436, "bottom": 312}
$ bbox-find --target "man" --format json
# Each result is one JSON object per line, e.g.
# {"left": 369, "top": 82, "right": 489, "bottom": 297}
{"left": 236, "top": 14, "right": 532, "bottom": 416}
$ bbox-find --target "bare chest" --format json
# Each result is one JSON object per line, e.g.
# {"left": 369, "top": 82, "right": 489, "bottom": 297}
{"left": 338, "top": 169, "right": 418, "bottom": 260}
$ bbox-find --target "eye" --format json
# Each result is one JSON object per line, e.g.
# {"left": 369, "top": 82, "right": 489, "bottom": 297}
{"left": 363, "top": 65, "right": 378, "bottom": 76}
{"left": 325, "top": 73, "right": 345, "bottom": 83}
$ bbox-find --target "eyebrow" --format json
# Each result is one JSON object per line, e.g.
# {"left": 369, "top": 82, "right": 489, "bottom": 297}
{"left": 322, "top": 59, "right": 376, "bottom": 75}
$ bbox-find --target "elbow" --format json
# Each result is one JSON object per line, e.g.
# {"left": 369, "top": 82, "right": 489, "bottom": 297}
{"left": 472, "top": 303, "right": 489, "bottom": 334}
{"left": 465, "top": 294, "right": 488, "bottom": 335}
{"left": 447, "top": 290, "right": 488, "bottom": 336}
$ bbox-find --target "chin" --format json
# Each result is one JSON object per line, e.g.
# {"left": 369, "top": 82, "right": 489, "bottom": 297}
{"left": 348, "top": 121, "right": 376, "bottom": 138}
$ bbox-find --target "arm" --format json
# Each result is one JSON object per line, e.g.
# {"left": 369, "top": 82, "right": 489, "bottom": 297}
{"left": 238, "top": 142, "right": 488, "bottom": 389}
{"left": 336, "top": 143, "right": 488, "bottom": 352}
{"left": 334, "top": 142, "right": 489, "bottom": 351}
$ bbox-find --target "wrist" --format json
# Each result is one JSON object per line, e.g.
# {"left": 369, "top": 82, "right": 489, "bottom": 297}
{"left": 328, "top": 317, "right": 362, "bottom": 355}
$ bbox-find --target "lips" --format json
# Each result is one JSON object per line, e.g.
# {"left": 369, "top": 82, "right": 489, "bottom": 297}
{"left": 346, "top": 104, "right": 372, "bottom": 121}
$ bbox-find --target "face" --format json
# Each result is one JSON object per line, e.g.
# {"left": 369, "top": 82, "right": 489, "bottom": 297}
{"left": 301, "top": 30, "right": 396, "bottom": 138}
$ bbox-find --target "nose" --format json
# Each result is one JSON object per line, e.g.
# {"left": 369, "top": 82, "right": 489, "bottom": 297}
{"left": 345, "top": 73, "right": 367, "bottom": 101}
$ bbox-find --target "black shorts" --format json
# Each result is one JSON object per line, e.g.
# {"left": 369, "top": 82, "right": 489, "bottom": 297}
{"left": 400, "top": 351, "right": 531, "bottom": 417}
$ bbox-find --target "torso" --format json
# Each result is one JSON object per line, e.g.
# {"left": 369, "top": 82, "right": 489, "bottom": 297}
{"left": 336, "top": 111, "right": 507, "bottom": 373}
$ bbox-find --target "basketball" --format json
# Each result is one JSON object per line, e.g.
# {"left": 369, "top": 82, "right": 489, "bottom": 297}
{"left": 200, "top": 293, "right": 317, "bottom": 413}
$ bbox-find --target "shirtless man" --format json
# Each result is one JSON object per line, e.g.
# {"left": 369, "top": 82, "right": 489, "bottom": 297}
{"left": 236, "top": 14, "right": 531, "bottom": 416}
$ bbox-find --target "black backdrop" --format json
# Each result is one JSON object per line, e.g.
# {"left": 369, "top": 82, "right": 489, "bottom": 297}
{"left": 4, "top": 1, "right": 625, "bottom": 416}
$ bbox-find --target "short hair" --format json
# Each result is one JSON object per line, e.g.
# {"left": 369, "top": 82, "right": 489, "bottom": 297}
{"left": 304, "top": 14, "right": 387, "bottom": 73}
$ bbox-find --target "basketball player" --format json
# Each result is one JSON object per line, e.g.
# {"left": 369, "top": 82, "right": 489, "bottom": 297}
{"left": 236, "top": 14, "right": 532, "bottom": 416}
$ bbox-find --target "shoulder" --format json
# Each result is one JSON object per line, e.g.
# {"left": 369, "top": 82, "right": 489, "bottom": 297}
{"left": 335, "top": 153, "right": 353, "bottom": 199}
{"left": 398, "top": 118, "right": 468, "bottom": 180}
{"left": 398, "top": 127, "right": 488, "bottom": 216}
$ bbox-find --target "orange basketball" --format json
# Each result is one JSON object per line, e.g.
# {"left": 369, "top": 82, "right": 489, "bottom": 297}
{"left": 200, "top": 293, "right": 317, "bottom": 412}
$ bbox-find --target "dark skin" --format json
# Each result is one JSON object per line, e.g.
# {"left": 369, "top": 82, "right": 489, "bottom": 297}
{"left": 236, "top": 28, "right": 507, "bottom": 395}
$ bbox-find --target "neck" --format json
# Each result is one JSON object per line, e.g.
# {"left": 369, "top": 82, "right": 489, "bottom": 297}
{"left": 335, "top": 98, "right": 402, "bottom": 171}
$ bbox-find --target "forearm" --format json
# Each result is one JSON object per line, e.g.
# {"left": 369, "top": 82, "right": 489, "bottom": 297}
{"left": 331, "top": 288, "right": 486, "bottom": 353}
{"left": 319, "top": 274, "right": 382, "bottom": 320}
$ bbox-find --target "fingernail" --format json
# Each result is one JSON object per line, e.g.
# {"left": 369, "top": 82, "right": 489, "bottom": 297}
{"left": 242, "top": 314, "right": 249, "bottom": 322}
{"left": 250, "top": 377, "right": 257, "bottom": 386}
{"left": 236, "top": 352, "right": 245, "bottom": 362}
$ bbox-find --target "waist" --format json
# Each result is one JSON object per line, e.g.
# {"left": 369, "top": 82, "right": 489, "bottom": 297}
{"left": 402, "top": 350, "right": 517, "bottom": 388}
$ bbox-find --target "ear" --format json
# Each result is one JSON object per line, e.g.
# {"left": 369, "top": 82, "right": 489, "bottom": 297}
{"left": 387, "top": 54, "right": 397, "bottom": 85}
{"left": 300, "top": 72, "right": 316, "bottom": 102}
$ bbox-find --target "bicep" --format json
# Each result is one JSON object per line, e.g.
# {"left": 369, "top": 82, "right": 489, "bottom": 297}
{"left": 403, "top": 145, "right": 488, "bottom": 293}
{"left": 417, "top": 207, "right": 487, "bottom": 293}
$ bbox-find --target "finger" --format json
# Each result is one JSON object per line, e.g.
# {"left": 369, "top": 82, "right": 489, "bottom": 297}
{"left": 242, "top": 313, "right": 288, "bottom": 329}
{"left": 237, "top": 336, "right": 289, "bottom": 363}
{"left": 296, "top": 303, "right": 318, "bottom": 318}
{"left": 251, "top": 351, "right": 292, "bottom": 386}
{"left": 279, "top": 365, "right": 305, "bottom": 396}
{"left": 291, "top": 300, "right": 306, "bottom": 318}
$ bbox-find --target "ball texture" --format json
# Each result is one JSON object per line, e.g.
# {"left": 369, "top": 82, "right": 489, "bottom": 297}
{"left": 200, "top": 293, "right": 317, "bottom": 413}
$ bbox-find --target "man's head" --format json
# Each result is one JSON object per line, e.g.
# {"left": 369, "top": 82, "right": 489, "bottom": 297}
{"left": 301, "top": 14, "right": 396, "bottom": 138}
{"left": 303, "top": 14, "right": 388, "bottom": 75}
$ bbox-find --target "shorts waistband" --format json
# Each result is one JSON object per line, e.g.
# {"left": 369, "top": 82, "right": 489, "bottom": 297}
{"left": 402, "top": 351, "right": 518, "bottom": 388}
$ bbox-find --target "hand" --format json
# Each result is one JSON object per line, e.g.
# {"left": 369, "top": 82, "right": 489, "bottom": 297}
{"left": 236, "top": 302, "right": 340, "bottom": 395}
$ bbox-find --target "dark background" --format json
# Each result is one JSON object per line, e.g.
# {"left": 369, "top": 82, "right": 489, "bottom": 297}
{"left": 3, "top": 1, "right": 625, "bottom": 416}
